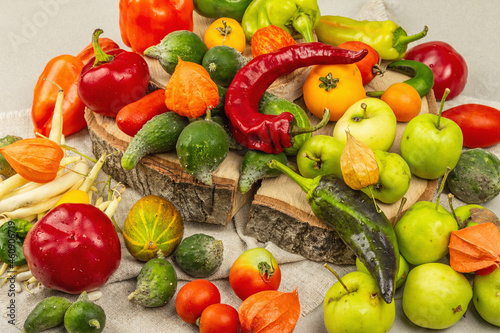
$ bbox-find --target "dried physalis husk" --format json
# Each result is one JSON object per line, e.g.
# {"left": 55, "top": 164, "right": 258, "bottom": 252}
{"left": 340, "top": 130, "right": 379, "bottom": 190}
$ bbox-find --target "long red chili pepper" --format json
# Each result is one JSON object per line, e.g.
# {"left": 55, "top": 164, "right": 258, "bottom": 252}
{"left": 224, "top": 42, "right": 368, "bottom": 154}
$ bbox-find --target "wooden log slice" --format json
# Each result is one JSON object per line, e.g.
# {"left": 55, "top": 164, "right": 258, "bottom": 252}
{"left": 85, "top": 109, "right": 253, "bottom": 225}
{"left": 246, "top": 70, "right": 440, "bottom": 264}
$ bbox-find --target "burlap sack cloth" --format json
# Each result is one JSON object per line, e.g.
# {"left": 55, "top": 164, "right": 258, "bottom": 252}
{"left": 1, "top": 1, "right": 499, "bottom": 332}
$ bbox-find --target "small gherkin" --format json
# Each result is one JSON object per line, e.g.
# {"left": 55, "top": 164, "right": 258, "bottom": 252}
{"left": 176, "top": 110, "right": 229, "bottom": 185}
{"left": 173, "top": 233, "right": 224, "bottom": 278}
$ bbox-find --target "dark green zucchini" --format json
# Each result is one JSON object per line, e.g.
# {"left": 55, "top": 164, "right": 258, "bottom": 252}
{"left": 202, "top": 45, "right": 249, "bottom": 87}
{"left": 268, "top": 159, "right": 399, "bottom": 304}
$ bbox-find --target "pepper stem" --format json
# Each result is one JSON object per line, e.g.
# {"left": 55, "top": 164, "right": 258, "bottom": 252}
{"left": 436, "top": 88, "right": 450, "bottom": 129}
{"left": 268, "top": 159, "right": 316, "bottom": 194}
{"left": 393, "top": 26, "right": 428, "bottom": 53}
{"left": 92, "top": 29, "right": 114, "bottom": 67}
{"left": 292, "top": 12, "right": 315, "bottom": 43}
{"left": 290, "top": 108, "right": 330, "bottom": 136}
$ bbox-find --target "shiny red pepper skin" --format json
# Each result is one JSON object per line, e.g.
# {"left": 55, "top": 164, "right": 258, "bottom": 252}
{"left": 78, "top": 30, "right": 150, "bottom": 117}
{"left": 224, "top": 42, "right": 368, "bottom": 154}
{"left": 23, "top": 203, "right": 121, "bottom": 294}
{"left": 404, "top": 41, "right": 468, "bottom": 100}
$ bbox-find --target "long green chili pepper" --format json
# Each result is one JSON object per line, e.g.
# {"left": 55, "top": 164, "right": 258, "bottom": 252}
{"left": 367, "top": 59, "right": 434, "bottom": 98}
{"left": 268, "top": 159, "right": 399, "bottom": 304}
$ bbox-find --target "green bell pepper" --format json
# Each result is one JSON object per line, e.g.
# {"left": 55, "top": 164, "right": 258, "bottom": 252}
{"left": 193, "top": 0, "right": 253, "bottom": 21}
{"left": 0, "top": 219, "right": 32, "bottom": 267}
{"left": 241, "top": 0, "right": 321, "bottom": 43}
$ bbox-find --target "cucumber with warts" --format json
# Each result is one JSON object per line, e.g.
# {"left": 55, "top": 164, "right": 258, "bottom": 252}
{"left": 128, "top": 255, "right": 178, "bottom": 307}
{"left": 23, "top": 296, "right": 72, "bottom": 333}
{"left": 64, "top": 292, "right": 106, "bottom": 333}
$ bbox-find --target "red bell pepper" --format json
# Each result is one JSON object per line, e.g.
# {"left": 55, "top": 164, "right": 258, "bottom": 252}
{"left": 32, "top": 55, "right": 86, "bottom": 138}
{"left": 224, "top": 42, "right": 367, "bottom": 154}
{"left": 78, "top": 29, "right": 150, "bottom": 118}
{"left": 119, "top": 0, "right": 194, "bottom": 54}
{"left": 23, "top": 203, "right": 121, "bottom": 294}
{"left": 404, "top": 41, "right": 468, "bottom": 100}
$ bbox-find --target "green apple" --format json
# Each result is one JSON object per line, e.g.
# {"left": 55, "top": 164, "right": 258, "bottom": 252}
{"left": 403, "top": 262, "right": 473, "bottom": 329}
{"left": 356, "top": 255, "right": 409, "bottom": 289}
{"left": 332, "top": 98, "right": 397, "bottom": 152}
{"left": 454, "top": 204, "right": 499, "bottom": 229}
{"left": 296, "top": 135, "right": 345, "bottom": 179}
{"left": 360, "top": 150, "right": 411, "bottom": 204}
{"left": 473, "top": 267, "right": 500, "bottom": 327}
{"left": 394, "top": 200, "right": 458, "bottom": 265}
{"left": 323, "top": 271, "right": 395, "bottom": 333}
{"left": 400, "top": 91, "right": 463, "bottom": 179}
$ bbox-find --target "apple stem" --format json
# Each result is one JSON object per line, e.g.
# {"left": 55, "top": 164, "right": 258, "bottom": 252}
{"left": 435, "top": 167, "right": 451, "bottom": 210}
{"left": 324, "top": 263, "right": 350, "bottom": 293}
{"left": 361, "top": 102, "right": 367, "bottom": 119}
{"left": 367, "top": 188, "right": 382, "bottom": 213}
{"left": 447, "top": 193, "right": 465, "bottom": 228}
{"left": 393, "top": 197, "right": 407, "bottom": 227}
{"left": 436, "top": 88, "right": 450, "bottom": 129}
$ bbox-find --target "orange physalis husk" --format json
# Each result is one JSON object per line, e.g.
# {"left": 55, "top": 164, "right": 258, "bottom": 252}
{"left": 239, "top": 289, "right": 300, "bottom": 333}
{"left": 0, "top": 138, "right": 64, "bottom": 183}
{"left": 340, "top": 130, "right": 379, "bottom": 190}
{"left": 449, "top": 222, "right": 500, "bottom": 275}
{"left": 164, "top": 57, "right": 219, "bottom": 119}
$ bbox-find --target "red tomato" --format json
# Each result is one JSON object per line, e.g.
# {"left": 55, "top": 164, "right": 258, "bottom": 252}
{"left": 175, "top": 279, "right": 221, "bottom": 324}
{"left": 229, "top": 248, "right": 281, "bottom": 301}
{"left": 251, "top": 25, "right": 297, "bottom": 58}
{"left": 199, "top": 303, "right": 239, "bottom": 333}
{"left": 23, "top": 203, "right": 121, "bottom": 294}
{"left": 338, "top": 41, "right": 381, "bottom": 86}
{"left": 442, "top": 103, "right": 500, "bottom": 148}
{"left": 405, "top": 41, "right": 468, "bottom": 100}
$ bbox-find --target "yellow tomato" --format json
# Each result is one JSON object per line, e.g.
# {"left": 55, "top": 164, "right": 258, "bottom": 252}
{"left": 204, "top": 18, "right": 246, "bottom": 53}
{"left": 303, "top": 64, "right": 366, "bottom": 121}
{"left": 55, "top": 189, "right": 90, "bottom": 206}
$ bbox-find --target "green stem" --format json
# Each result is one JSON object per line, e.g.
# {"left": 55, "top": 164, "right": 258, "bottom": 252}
{"left": 434, "top": 167, "right": 451, "bottom": 210}
{"left": 267, "top": 159, "right": 316, "bottom": 193}
{"left": 393, "top": 26, "right": 428, "bottom": 50}
{"left": 292, "top": 12, "right": 315, "bottom": 43}
{"left": 436, "top": 88, "right": 450, "bottom": 129}
{"left": 324, "top": 263, "right": 350, "bottom": 293}
{"left": 290, "top": 108, "right": 330, "bottom": 136}
{"left": 92, "top": 29, "right": 114, "bottom": 67}
{"left": 89, "top": 319, "right": 101, "bottom": 329}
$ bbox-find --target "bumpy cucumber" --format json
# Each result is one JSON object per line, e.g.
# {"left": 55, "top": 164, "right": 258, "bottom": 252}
{"left": 121, "top": 112, "right": 189, "bottom": 170}
{"left": 259, "top": 93, "right": 312, "bottom": 156}
{"left": 239, "top": 150, "right": 288, "bottom": 193}
{"left": 174, "top": 233, "right": 224, "bottom": 277}
{"left": 128, "top": 256, "right": 178, "bottom": 307}
{"left": 176, "top": 112, "right": 229, "bottom": 185}
{"left": 447, "top": 148, "right": 500, "bottom": 203}
{"left": 202, "top": 45, "right": 249, "bottom": 87}
{"left": 144, "top": 30, "right": 208, "bottom": 75}
{"left": 23, "top": 296, "right": 72, "bottom": 333}
{"left": 64, "top": 292, "right": 106, "bottom": 333}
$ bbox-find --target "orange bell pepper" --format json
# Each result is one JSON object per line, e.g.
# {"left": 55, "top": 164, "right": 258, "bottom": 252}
{"left": 119, "top": 0, "right": 194, "bottom": 54}
{"left": 31, "top": 55, "right": 86, "bottom": 138}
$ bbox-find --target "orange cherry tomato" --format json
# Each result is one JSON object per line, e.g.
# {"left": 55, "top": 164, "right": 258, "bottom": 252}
{"left": 251, "top": 25, "right": 297, "bottom": 58}
{"left": 381, "top": 82, "right": 422, "bottom": 122}
{"left": 303, "top": 64, "right": 366, "bottom": 121}
{"left": 204, "top": 18, "right": 246, "bottom": 53}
